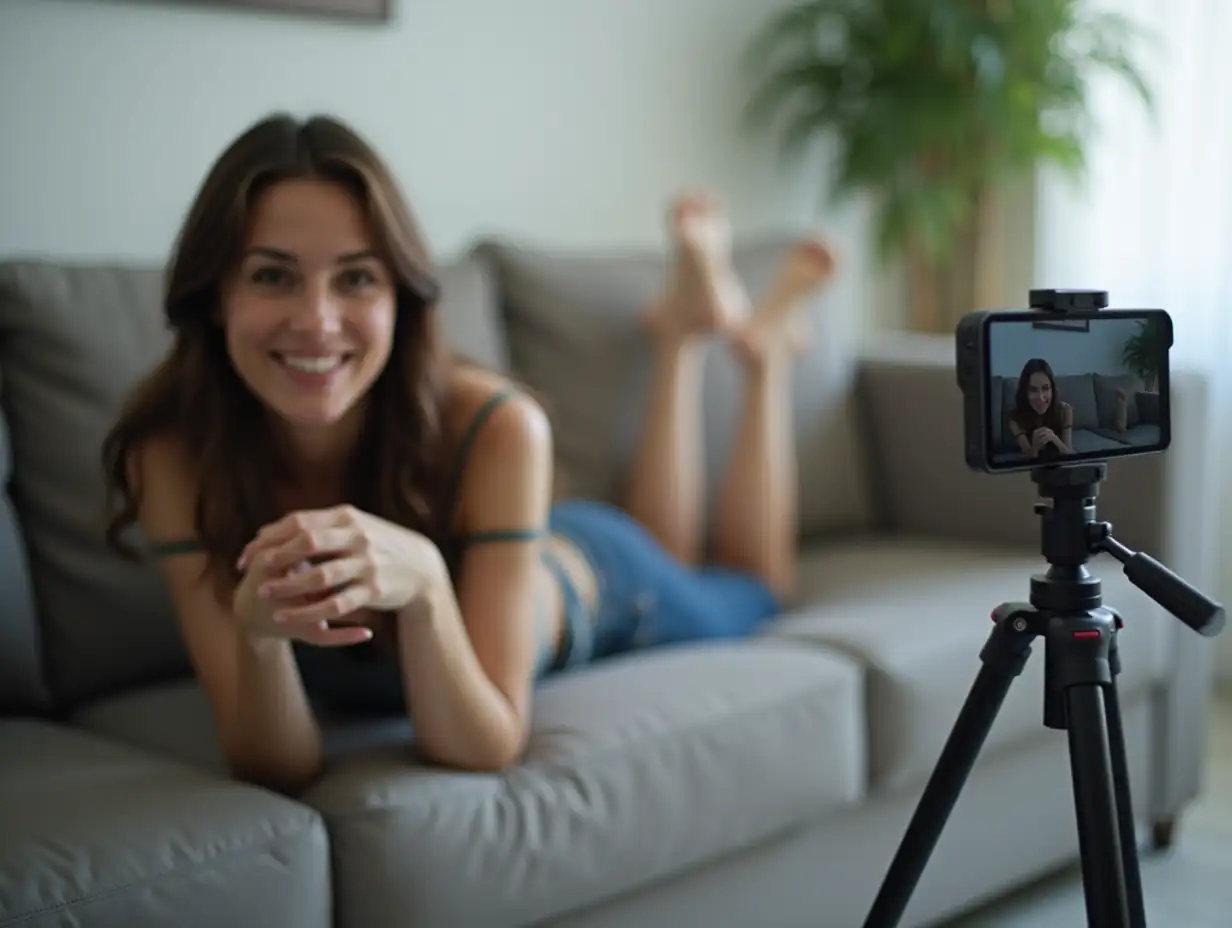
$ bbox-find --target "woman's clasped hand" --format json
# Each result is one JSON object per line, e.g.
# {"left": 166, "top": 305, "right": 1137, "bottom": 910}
{"left": 231, "top": 505, "right": 444, "bottom": 647}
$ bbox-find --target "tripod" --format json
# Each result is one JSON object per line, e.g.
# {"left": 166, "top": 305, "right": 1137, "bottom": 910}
{"left": 862, "top": 464, "right": 1225, "bottom": 928}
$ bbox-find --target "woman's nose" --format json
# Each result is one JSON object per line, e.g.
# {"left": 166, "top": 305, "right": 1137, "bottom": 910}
{"left": 289, "top": 283, "right": 343, "bottom": 333}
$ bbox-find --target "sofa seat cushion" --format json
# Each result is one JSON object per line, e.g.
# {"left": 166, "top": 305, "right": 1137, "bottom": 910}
{"left": 311, "top": 643, "right": 864, "bottom": 927}
{"left": 766, "top": 535, "right": 1174, "bottom": 794}
{"left": 0, "top": 719, "right": 330, "bottom": 928}
{"left": 1094, "top": 424, "right": 1161, "bottom": 448}
{"left": 1071, "top": 428, "right": 1144, "bottom": 454}
{"left": 76, "top": 643, "right": 865, "bottom": 928}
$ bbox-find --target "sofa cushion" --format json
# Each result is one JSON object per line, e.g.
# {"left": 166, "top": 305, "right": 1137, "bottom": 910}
{"left": 0, "top": 253, "right": 504, "bottom": 708}
{"left": 1054, "top": 373, "right": 1100, "bottom": 429}
{"left": 75, "top": 643, "right": 865, "bottom": 928}
{"left": 766, "top": 536, "right": 1174, "bottom": 794}
{"left": 1093, "top": 372, "right": 1142, "bottom": 428}
{"left": 0, "top": 718, "right": 330, "bottom": 928}
{"left": 477, "top": 236, "right": 874, "bottom": 541}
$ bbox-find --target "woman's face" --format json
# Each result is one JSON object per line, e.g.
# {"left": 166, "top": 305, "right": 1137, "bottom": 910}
{"left": 1027, "top": 371, "right": 1053, "bottom": 414}
{"left": 221, "top": 178, "right": 397, "bottom": 431}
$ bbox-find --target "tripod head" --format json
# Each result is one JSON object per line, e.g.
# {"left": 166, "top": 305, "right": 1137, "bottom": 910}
{"left": 1030, "top": 463, "right": 1224, "bottom": 638}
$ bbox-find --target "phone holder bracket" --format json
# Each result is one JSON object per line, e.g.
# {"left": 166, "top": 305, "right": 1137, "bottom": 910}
{"left": 1029, "top": 289, "right": 1110, "bottom": 315}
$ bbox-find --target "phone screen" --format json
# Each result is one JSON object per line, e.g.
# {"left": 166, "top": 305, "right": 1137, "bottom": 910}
{"left": 984, "top": 311, "right": 1170, "bottom": 468}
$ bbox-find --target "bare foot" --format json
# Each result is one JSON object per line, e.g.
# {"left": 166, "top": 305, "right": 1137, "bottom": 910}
{"left": 643, "top": 191, "right": 750, "bottom": 339}
{"left": 731, "top": 237, "right": 836, "bottom": 364}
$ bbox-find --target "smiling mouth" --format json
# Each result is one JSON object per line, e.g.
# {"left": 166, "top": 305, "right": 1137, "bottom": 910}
{"left": 271, "top": 352, "right": 353, "bottom": 374}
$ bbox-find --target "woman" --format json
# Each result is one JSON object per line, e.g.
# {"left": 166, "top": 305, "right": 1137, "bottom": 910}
{"left": 102, "top": 113, "right": 834, "bottom": 791}
{"left": 1008, "top": 358, "right": 1074, "bottom": 459}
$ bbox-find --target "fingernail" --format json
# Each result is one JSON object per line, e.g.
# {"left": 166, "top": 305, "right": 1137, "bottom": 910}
{"left": 257, "top": 584, "right": 271, "bottom": 599}
{"left": 273, "top": 612, "right": 288, "bottom": 623}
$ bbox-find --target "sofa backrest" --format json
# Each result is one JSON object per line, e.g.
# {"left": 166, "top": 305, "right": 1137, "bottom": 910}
{"left": 476, "top": 235, "right": 876, "bottom": 541}
{"left": 0, "top": 251, "right": 507, "bottom": 713}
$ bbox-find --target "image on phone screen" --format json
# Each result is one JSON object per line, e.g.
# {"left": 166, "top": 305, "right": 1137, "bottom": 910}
{"left": 986, "top": 314, "right": 1166, "bottom": 467}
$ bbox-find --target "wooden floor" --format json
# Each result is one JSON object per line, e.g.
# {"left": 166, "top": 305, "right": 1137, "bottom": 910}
{"left": 951, "top": 691, "right": 1232, "bottom": 926}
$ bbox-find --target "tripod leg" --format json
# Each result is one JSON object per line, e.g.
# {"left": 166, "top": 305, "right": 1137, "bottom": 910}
{"left": 1065, "top": 684, "right": 1132, "bottom": 928}
{"left": 1104, "top": 640, "right": 1147, "bottom": 928}
{"left": 862, "top": 611, "right": 1035, "bottom": 928}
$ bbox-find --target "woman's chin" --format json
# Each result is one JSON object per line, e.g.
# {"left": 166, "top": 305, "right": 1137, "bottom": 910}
{"left": 267, "top": 397, "right": 361, "bottom": 430}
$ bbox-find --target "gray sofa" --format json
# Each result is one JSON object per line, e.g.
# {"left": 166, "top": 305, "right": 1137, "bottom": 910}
{"left": 0, "top": 237, "right": 1218, "bottom": 928}
{"left": 990, "top": 370, "right": 1163, "bottom": 463}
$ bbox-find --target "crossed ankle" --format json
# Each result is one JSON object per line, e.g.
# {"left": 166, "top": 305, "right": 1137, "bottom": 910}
{"left": 730, "top": 331, "right": 798, "bottom": 374}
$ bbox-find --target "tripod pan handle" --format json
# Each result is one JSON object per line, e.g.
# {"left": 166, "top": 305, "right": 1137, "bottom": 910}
{"left": 1124, "top": 553, "right": 1225, "bottom": 638}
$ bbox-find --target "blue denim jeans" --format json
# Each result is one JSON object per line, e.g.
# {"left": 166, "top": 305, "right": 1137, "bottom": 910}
{"left": 547, "top": 499, "right": 781, "bottom": 667}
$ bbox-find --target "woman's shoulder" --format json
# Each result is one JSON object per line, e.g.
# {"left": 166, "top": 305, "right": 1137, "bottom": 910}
{"left": 445, "top": 367, "right": 553, "bottom": 527}
{"left": 126, "top": 431, "right": 201, "bottom": 535}
{"left": 445, "top": 365, "right": 550, "bottom": 452}
{"left": 448, "top": 362, "right": 513, "bottom": 408}
{"left": 129, "top": 430, "right": 197, "bottom": 489}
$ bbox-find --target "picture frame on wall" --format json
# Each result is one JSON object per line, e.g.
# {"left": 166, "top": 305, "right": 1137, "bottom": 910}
{"left": 1032, "top": 318, "right": 1090, "bottom": 333}
{"left": 180, "top": 0, "right": 391, "bottom": 22}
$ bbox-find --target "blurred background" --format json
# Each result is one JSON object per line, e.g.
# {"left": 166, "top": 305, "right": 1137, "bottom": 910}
{"left": 2, "top": 0, "right": 1226, "bottom": 681}
{"left": 1, "top": 1, "right": 1229, "bottom": 923}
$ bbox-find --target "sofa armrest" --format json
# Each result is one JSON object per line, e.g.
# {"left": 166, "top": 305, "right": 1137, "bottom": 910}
{"left": 0, "top": 718, "right": 330, "bottom": 928}
{"left": 854, "top": 332, "right": 1219, "bottom": 819}
{"left": 1137, "top": 390, "right": 1160, "bottom": 425}
{"left": 854, "top": 335, "right": 1202, "bottom": 557}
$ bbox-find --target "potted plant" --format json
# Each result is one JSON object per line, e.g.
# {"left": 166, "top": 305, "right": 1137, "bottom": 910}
{"left": 1121, "top": 316, "right": 1165, "bottom": 392}
{"left": 743, "top": 0, "right": 1155, "bottom": 332}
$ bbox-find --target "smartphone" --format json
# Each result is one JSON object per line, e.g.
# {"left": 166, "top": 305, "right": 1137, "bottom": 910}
{"left": 956, "top": 306, "right": 1173, "bottom": 473}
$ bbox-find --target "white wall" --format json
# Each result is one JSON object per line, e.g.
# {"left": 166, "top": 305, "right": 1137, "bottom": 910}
{"left": 0, "top": 0, "right": 871, "bottom": 323}
{"left": 988, "top": 317, "right": 1146, "bottom": 381}
{"left": 11, "top": 0, "right": 1212, "bottom": 680}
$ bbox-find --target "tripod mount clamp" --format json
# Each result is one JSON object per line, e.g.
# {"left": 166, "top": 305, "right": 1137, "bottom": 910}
{"left": 1030, "top": 463, "right": 1224, "bottom": 638}
{"left": 1029, "top": 288, "right": 1110, "bottom": 314}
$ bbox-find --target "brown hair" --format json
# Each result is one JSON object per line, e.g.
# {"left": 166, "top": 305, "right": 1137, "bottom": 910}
{"left": 102, "top": 113, "right": 453, "bottom": 599}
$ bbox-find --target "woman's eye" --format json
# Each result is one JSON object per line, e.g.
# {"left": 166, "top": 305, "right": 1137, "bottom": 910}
{"left": 338, "top": 267, "right": 377, "bottom": 290}
{"left": 251, "top": 266, "right": 290, "bottom": 286}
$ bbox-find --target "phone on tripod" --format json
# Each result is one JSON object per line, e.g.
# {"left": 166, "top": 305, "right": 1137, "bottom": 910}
{"left": 861, "top": 289, "right": 1222, "bottom": 928}
{"left": 956, "top": 289, "right": 1173, "bottom": 473}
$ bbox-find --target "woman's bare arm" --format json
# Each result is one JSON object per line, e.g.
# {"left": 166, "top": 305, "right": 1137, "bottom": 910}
{"left": 1009, "top": 419, "right": 1036, "bottom": 457}
{"left": 396, "top": 392, "right": 554, "bottom": 771}
{"left": 1058, "top": 402, "right": 1075, "bottom": 452}
{"left": 133, "top": 439, "right": 324, "bottom": 793}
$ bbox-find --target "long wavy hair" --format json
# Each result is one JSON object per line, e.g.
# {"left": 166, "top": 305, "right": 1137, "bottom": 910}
{"left": 1010, "top": 357, "right": 1065, "bottom": 434}
{"left": 102, "top": 113, "right": 454, "bottom": 600}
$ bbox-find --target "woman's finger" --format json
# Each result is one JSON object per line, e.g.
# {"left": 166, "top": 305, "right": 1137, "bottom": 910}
{"left": 239, "top": 529, "right": 292, "bottom": 570}
{"left": 260, "top": 556, "right": 367, "bottom": 601}
{"left": 273, "top": 583, "right": 373, "bottom": 626}
{"left": 239, "top": 510, "right": 345, "bottom": 569}
{"left": 296, "top": 622, "right": 374, "bottom": 648}
{"left": 261, "top": 529, "right": 363, "bottom": 575}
